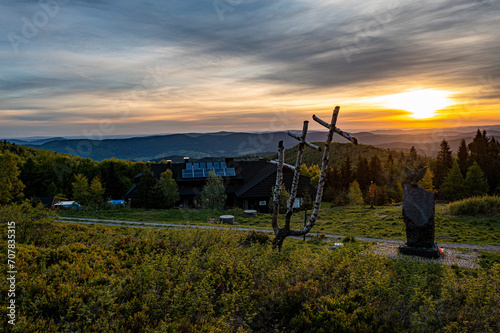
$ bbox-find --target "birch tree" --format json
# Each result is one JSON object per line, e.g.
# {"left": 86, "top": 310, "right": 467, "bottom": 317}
{"left": 270, "top": 107, "right": 357, "bottom": 250}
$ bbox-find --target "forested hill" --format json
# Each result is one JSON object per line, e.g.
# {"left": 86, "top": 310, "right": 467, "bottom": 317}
{"left": 3, "top": 129, "right": 499, "bottom": 208}
{"left": 5, "top": 125, "right": 499, "bottom": 161}
{"left": 0, "top": 141, "right": 149, "bottom": 202}
{"left": 21, "top": 132, "right": 329, "bottom": 161}
{"left": 276, "top": 142, "right": 404, "bottom": 167}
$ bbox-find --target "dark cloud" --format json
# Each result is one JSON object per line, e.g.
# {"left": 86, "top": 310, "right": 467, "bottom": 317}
{"left": 0, "top": 0, "right": 499, "bottom": 136}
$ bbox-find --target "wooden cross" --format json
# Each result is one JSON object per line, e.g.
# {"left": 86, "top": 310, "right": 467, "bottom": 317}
{"left": 270, "top": 106, "right": 358, "bottom": 250}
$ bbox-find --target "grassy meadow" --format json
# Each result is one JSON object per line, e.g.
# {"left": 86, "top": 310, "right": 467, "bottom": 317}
{"left": 59, "top": 203, "right": 500, "bottom": 246}
{"left": 1, "top": 216, "right": 499, "bottom": 332}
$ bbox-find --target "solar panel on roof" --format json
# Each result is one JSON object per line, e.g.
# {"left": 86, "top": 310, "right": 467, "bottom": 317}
{"left": 182, "top": 162, "right": 236, "bottom": 179}
{"left": 182, "top": 169, "right": 194, "bottom": 178}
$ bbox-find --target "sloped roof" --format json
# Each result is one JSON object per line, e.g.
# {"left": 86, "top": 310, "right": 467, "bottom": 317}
{"left": 236, "top": 166, "right": 315, "bottom": 199}
{"left": 235, "top": 163, "right": 276, "bottom": 197}
{"left": 124, "top": 158, "right": 315, "bottom": 200}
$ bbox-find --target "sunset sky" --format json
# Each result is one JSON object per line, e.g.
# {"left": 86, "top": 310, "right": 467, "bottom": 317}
{"left": 1, "top": 0, "right": 499, "bottom": 138}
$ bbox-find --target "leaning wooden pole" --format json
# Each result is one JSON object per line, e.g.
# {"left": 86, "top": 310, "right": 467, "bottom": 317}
{"left": 270, "top": 106, "right": 357, "bottom": 249}
{"left": 285, "top": 121, "right": 308, "bottom": 230}
{"left": 271, "top": 140, "right": 284, "bottom": 235}
{"left": 289, "top": 106, "right": 339, "bottom": 237}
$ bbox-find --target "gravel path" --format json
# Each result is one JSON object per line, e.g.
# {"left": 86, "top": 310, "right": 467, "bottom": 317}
{"left": 368, "top": 242, "right": 480, "bottom": 269}
{"left": 56, "top": 217, "right": 500, "bottom": 266}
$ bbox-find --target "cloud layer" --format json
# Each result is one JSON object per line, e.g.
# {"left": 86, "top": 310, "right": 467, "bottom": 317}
{"left": 1, "top": 0, "right": 499, "bottom": 137}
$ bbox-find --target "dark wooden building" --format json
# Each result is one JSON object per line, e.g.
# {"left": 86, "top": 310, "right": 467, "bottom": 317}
{"left": 124, "top": 158, "right": 315, "bottom": 211}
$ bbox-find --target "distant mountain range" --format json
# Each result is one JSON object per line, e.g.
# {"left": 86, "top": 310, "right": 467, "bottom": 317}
{"left": 3, "top": 125, "right": 499, "bottom": 161}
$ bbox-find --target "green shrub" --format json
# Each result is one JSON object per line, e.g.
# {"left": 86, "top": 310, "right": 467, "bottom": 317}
{"left": 0, "top": 200, "right": 56, "bottom": 244}
{"left": 447, "top": 195, "right": 500, "bottom": 216}
{"left": 342, "top": 235, "right": 357, "bottom": 243}
{"left": 241, "top": 230, "right": 270, "bottom": 246}
{"left": 2, "top": 204, "right": 500, "bottom": 332}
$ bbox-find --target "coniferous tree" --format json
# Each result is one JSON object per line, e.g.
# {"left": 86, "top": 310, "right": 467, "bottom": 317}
{"left": 468, "top": 129, "right": 500, "bottom": 192}
{"left": 20, "top": 156, "right": 40, "bottom": 198}
{"left": 89, "top": 176, "right": 105, "bottom": 206}
{"left": 440, "top": 160, "right": 464, "bottom": 201}
{"left": 324, "top": 165, "right": 348, "bottom": 205}
{"left": 409, "top": 146, "right": 418, "bottom": 165}
{"left": 384, "top": 153, "right": 397, "bottom": 186}
{"left": 369, "top": 154, "right": 386, "bottom": 186}
{"left": 326, "top": 165, "right": 342, "bottom": 189}
{"left": 418, "top": 168, "right": 435, "bottom": 193}
{"left": 464, "top": 162, "right": 488, "bottom": 197}
{"left": 433, "top": 139, "right": 453, "bottom": 190}
{"left": 348, "top": 180, "right": 364, "bottom": 205}
{"left": 102, "top": 160, "right": 121, "bottom": 199}
{"left": 72, "top": 173, "right": 90, "bottom": 205}
{"left": 355, "top": 156, "right": 370, "bottom": 192}
{"left": 468, "top": 129, "right": 488, "bottom": 172}
{"left": 486, "top": 136, "right": 500, "bottom": 192}
{"left": 47, "top": 181, "right": 58, "bottom": 197}
{"left": 340, "top": 154, "right": 353, "bottom": 190}
{"left": 386, "top": 181, "right": 403, "bottom": 203}
{"left": 385, "top": 153, "right": 394, "bottom": 169}
{"left": 456, "top": 138, "right": 470, "bottom": 178}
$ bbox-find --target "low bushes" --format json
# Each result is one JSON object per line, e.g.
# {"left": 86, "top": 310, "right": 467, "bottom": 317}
{"left": 447, "top": 195, "right": 500, "bottom": 216}
{"left": 1, "top": 203, "right": 499, "bottom": 332}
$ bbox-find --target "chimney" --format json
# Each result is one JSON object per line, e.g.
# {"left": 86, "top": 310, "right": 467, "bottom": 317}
{"left": 184, "top": 157, "right": 189, "bottom": 167}
{"left": 167, "top": 160, "right": 172, "bottom": 169}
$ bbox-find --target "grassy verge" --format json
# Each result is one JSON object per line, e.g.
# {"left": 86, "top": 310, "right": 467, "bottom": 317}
{"left": 58, "top": 203, "right": 500, "bottom": 246}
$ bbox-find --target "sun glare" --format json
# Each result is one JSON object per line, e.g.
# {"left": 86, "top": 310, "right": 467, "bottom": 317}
{"left": 384, "top": 89, "right": 455, "bottom": 119}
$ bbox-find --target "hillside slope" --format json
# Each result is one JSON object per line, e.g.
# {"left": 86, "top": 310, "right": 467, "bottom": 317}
{"left": 270, "top": 142, "right": 402, "bottom": 167}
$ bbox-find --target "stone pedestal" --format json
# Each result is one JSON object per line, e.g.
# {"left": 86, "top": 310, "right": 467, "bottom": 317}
{"left": 399, "top": 184, "right": 440, "bottom": 258}
{"left": 398, "top": 244, "right": 441, "bottom": 258}
{"left": 244, "top": 210, "right": 257, "bottom": 217}
{"left": 220, "top": 215, "right": 234, "bottom": 224}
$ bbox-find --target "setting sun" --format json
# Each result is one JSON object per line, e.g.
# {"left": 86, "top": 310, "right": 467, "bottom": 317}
{"left": 384, "top": 89, "right": 455, "bottom": 119}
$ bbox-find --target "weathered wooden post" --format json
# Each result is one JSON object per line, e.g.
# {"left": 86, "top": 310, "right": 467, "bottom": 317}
{"left": 270, "top": 107, "right": 357, "bottom": 250}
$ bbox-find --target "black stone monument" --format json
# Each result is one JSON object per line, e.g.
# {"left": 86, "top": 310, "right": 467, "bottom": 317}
{"left": 399, "top": 167, "right": 441, "bottom": 258}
